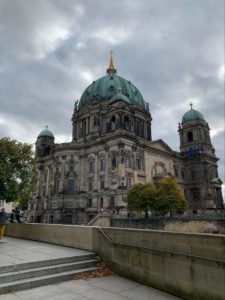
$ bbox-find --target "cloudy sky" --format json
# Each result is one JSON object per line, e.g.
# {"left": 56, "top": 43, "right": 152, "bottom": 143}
{"left": 0, "top": 0, "right": 224, "bottom": 194}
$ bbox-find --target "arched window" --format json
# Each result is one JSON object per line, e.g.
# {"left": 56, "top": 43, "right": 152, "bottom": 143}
{"left": 124, "top": 116, "right": 130, "bottom": 131}
{"left": 111, "top": 116, "right": 116, "bottom": 131}
{"left": 135, "top": 120, "right": 140, "bottom": 135}
{"left": 136, "top": 158, "right": 141, "bottom": 170}
{"left": 173, "top": 165, "right": 178, "bottom": 177}
{"left": 89, "top": 161, "right": 94, "bottom": 173}
{"left": 67, "top": 179, "right": 74, "bottom": 194}
{"left": 55, "top": 178, "right": 60, "bottom": 194}
{"left": 112, "top": 157, "right": 116, "bottom": 169}
{"left": 110, "top": 197, "right": 115, "bottom": 208}
{"left": 44, "top": 146, "right": 51, "bottom": 156}
{"left": 152, "top": 162, "right": 167, "bottom": 178}
{"left": 83, "top": 120, "right": 87, "bottom": 135}
{"left": 87, "top": 199, "right": 92, "bottom": 207}
{"left": 93, "top": 116, "right": 99, "bottom": 127}
{"left": 187, "top": 131, "right": 193, "bottom": 142}
{"left": 125, "top": 155, "right": 131, "bottom": 167}
{"left": 100, "top": 180, "right": 105, "bottom": 190}
{"left": 79, "top": 122, "right": 82, "bottom": 138}
{"left": 88, "top": 182, "right": 93, "bottom": 191}
{"left": 100, "top": 159, "right": 105, "bottom": 171}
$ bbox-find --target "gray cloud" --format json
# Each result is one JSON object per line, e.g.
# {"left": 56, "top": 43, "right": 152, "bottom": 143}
{"left": 0, "top": 0, "right": 224, "bottom": 193}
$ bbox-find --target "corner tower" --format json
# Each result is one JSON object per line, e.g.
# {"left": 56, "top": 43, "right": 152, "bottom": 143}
{"left": 178, "top": 104, "right": 223, "bottom": 213}
{"left": 35, "top": 126, "right": 55, "bottom": 158}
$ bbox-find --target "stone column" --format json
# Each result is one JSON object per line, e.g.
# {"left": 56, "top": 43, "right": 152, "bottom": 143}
{"left": 37, "top": 170, "right": 41, "bottom": 196}
{"left": 94, "top": 155, "right": 98, "bottom": 191}
{"left": 105, "top": 151, "right": 109, "bottom": 189}
{"left": 72, "top": 122, "right": 76, "bottom": 140}
{"left": 79, "top": 156, "right": 85, "bottom": 192}
{"left": 147, "top": 121, "right": 152, "bottom": 140}
{"left": 46, "top": 167, "right": 50, "bottom": 196}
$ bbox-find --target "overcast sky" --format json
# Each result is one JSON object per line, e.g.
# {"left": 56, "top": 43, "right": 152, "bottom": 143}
{"left": 0, "top": 0, "right": 224, "bottom": 195}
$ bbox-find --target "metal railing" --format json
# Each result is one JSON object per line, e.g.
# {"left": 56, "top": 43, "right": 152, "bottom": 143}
{"left": 97, "top": 227, "right": 225, "bottom": 265}
{"left": 111, "top": 212, "right": 225, "bottom": 220}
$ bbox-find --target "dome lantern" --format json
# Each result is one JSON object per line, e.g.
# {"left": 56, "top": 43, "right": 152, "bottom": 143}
{"left": 182, "top": 104, "right": 205, "bottom": 124}
{"left": 38, "top": 125, "right": 54, "bottom": 139}
{"left": 106, "top": 51, "right": 117, "bottom": 75}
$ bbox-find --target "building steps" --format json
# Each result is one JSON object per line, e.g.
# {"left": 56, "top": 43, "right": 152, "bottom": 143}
{"left": 0, "top": 253, "right": 100, "bottom": 294}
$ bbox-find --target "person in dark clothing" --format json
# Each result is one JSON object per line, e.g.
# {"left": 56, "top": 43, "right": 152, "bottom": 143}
{"left": 10, "top": 209, "right": 15, "bottom": 223}
{"left": 15, "top": 207, "right": 21, "bottom": 223}
{"left": 0, "top": 208, "right": 8, "bottom": 240}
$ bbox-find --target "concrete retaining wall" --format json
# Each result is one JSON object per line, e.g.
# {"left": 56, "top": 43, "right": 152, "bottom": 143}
{"left": 5, "top": 223, "right": 94, "bottom": 251}
{"left": 111, "top": 218, "right": 225, "bottom": 234}
{"left": 5, "top": 224, "right": 225, "bottom": 300}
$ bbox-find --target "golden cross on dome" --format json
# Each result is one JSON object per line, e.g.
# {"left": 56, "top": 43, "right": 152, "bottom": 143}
{"left": 107, "top": 50, "right": 116, "bottom": 74}
{"left": 109, "top": 50, "right": 114, "bottom": 70}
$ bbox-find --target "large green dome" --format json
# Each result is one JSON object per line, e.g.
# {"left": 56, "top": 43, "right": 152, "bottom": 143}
{"left": 38, "top": 128, "right": 54, "bottom": 138}
{"left": 182, "top": 107, "right": 205, "bottom": 124}
{"left": 78, "top": 57, "right": 146, "bottom": 109}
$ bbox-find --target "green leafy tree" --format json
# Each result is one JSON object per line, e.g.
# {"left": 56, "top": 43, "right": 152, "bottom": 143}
{"left": 127, "top": 178, "right": 188, "bottom": 217}
{"left": 0, "top": 138, "right": 36, "bottom": 210}
{"left": 127, "top": 183, "right": 155, "bottom": 217}
{"left": 153, "top": 178, "right": 188, "bottom": 215}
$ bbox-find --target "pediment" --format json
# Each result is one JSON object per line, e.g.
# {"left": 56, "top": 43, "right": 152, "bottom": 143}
{"left": 150, "top": 139, "right": 174, "bottom": 153}
{"left": 211, "top": 178, "right": 223, "bottom": 185}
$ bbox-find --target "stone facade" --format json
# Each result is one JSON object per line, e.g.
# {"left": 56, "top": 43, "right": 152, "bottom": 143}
{"left": 27, "top": 59, "right": 223, "bottom": 224}
{"left": 178, "top": 115, "right": 223, "bottom": 212}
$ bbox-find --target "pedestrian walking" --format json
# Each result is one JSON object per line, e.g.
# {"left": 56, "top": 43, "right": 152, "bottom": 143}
{"left": 10, "top": 209, "right": 15, "bottom": 223}
{"left": 15, "top": 207, "right": 21, "bottom": 223}
{"left": 0, "top": 208, "right": 8, "bottom": 240}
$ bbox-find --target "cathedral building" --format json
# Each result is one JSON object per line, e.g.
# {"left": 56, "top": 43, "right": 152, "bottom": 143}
{"left": 27, "top": 55, "right": 224, "bottom": 224}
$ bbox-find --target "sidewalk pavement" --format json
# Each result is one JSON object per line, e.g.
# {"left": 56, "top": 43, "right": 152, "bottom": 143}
{"left": 0, "top": 237, "right": 91, "bottom": 268}
{"left": 0, "top": 237, "right": 181, "bottom": 300}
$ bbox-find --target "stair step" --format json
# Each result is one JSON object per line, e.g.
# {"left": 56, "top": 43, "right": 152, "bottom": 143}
{"left": 0, "top": 253, "right": 96, "bottom": 274}
{"left": 0, "top": 259, "right": 98, "bottom": 284}
{"left": 0, "top": 266, "right": 100, "bottom": 295}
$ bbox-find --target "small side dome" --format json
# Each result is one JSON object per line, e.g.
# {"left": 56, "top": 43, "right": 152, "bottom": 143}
{"left": 38, "top": 127, "right": 54, "bottom": 138}
{"left": 182, "top": 105, "right": 205, "bottom": 124}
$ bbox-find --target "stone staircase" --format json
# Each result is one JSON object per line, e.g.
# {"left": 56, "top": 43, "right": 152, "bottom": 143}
{"left": 0, "top": 253, "right": 100, "bottom": 294}
{"left": 87, "top": 212, "right": 111, "bottom": 226}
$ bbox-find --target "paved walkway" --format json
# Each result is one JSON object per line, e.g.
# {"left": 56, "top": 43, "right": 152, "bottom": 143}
{"left": 0, "top": 237, "right": 181, "bottom": 300}
{"left": 0, "top": 237, "right": 91, "bottom": 267}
